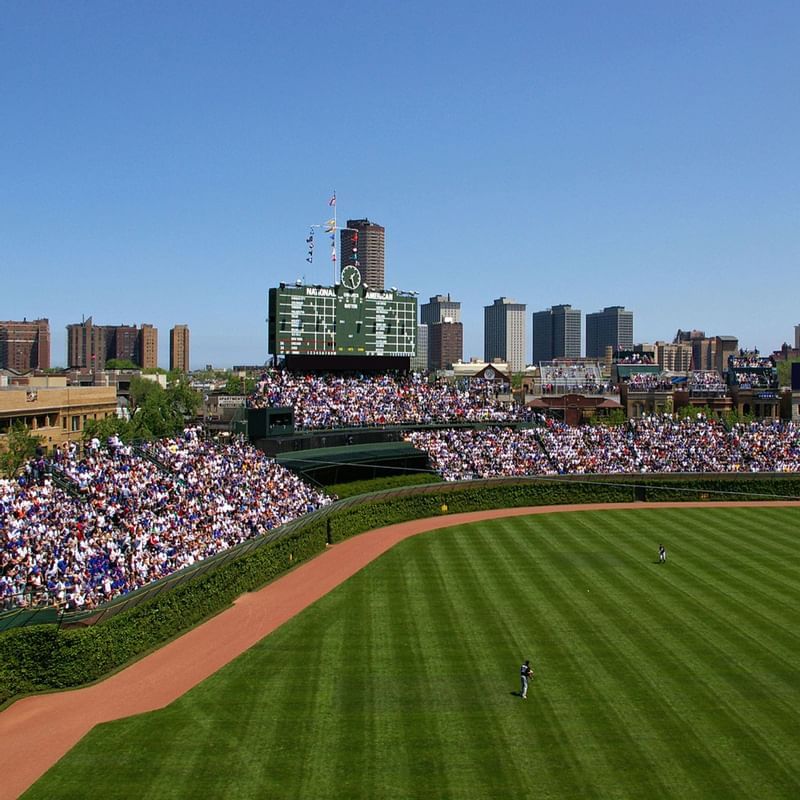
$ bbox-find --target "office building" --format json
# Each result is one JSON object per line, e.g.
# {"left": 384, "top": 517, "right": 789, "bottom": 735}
{"left": 586, "top": 306, "right": 633, "bottom": 358}
{"left": 0, "top": 318, "right": 50, "bottom": 371}
{"left": 411, "top": 324, "right": 428, "bottom": 372}
{"left": 795, "top": 324, "right": 800, "bottom": 350}
{"left": 713, "top": 335, "right": 738, "bottom": 375}
{"left": 66, "top": 319, "right": 159, "bottom": 370}
{"left": 484, "top": 297, "right": 526, "bottom": 373}
{"left": 420, "top": 294, "right": 461, "bottom": 326}
{"left": 340, "top": 219, "right": 385, "bottom": 290}
{"left": 170, "top": 325, "right": 191, "bottom": 373}
{"left": 673, "top": 329, "right": 737, "bottom": 373}
{"left": 532, "top": 304, "right": 581, "bottom": 362}
{"left": 428, "top": 320, "right": 463, "bottom": 371}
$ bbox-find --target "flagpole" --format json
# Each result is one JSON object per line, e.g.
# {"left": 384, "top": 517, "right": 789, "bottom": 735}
{"left": 331, "top": 190, "right": 337, "bottom": 285}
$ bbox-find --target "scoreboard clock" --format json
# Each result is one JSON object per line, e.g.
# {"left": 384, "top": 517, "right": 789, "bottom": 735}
{"left": 268, "top": 282, "right": 417, "bottom": 358}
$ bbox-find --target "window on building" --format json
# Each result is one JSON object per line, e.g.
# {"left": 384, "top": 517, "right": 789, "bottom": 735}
{"left": 71, "top": 416, "right": 80, "bottom": 431}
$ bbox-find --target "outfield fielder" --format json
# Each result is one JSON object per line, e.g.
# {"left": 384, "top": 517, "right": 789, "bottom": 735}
{"left": 658, "top": 544, "right": 667, "bottom": 564}
{"left": 520, "top": 660, "right": 533, "bottom": 699}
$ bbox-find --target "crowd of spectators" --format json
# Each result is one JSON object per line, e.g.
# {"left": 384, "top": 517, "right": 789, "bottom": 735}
{"left": 615, "top": 353, "right": 655, "bottom": 365}
{"left": 730, "top": 370, "right": 778, "bottom": 390}
{"left": 248, "top": 370, "right": 530, "bottom": 428}
{"left": 539, "top": 363, "right": 607, "bottom": 395}
{"left": 729, "top": 353, "right": 775, "bottom": 369}
{"left": 409, "top": 416, "right": 800, "bottom": 480}
{"left": 405, "top": 428, "right": 556, "bottom": 480}
{"left": 688, "top": 371, "right": 728, "bottom": 395}
{"left": 1, "top": 429, "right": 332, "bottom": 611}
{"left": 626, "top": 373, "right": 674, "bottom": 392}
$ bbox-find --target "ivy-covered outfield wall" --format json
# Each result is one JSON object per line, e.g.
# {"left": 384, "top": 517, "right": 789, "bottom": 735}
{"left": 1, "top": 473, "right": 799, "bottom": 707}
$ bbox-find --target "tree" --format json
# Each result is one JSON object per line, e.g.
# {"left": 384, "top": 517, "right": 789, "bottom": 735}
{"left": 0, "top": 422, "right": 43, "bottom": 477}
{"left": 777, "top": 359, "right": 800, "bottom": 388}
{"left": 83, "top": 415, "right": 133, "bottom": 444}
{"left": 105, "top": 358, "right": 140, "bottom": 370}
{"left": 166, "top": 375, "right": 201, "bottom": 417}
{"left": 125, "top": 375, "right": 201, "bottom": 441}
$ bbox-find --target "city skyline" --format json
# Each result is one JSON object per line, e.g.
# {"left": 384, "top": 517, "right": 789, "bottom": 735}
{"left": 3, "top": 3, "right": 798, "bottom": 367}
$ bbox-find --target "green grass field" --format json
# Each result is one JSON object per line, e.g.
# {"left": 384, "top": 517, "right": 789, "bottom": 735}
{"left": 24, "top": 507, "right": 800, "bottom": 799}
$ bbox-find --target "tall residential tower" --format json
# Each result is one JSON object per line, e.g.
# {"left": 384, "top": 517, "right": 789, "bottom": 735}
{"left": 340, "top": 219, "right": 385, "bottom": 290}
{"left": 170, "top": 325, "right": 190, "bottom": 373}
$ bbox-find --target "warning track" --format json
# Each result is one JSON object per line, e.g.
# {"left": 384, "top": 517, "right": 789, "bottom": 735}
{"left": 1, "top": 501, "right": 798, "bottom": 799}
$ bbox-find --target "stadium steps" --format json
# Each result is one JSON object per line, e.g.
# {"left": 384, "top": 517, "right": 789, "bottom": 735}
{"left": 533, "top": 431, "right": 560, "bottom": 472}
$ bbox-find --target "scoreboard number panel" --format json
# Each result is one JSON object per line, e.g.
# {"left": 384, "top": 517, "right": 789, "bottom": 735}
{"left": 269, "top": 284, "right": 417, "bottom": 358}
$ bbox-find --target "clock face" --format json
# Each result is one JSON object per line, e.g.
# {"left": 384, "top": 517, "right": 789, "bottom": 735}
{"left": 341, "top": 265, "right": 362, "bottom": 290}
{"left": 484, "top": 367, "right": 495, "bottom": 380}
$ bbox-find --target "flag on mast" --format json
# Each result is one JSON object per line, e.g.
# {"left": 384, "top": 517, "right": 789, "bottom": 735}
{"left": 328, "top": 192, "right": 336, "bottom": 207}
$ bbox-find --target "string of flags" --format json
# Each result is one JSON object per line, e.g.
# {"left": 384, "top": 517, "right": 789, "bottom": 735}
{"left": 304, "top": 192, "right": 363, "bottom": 267}
{"left": 327, "top": 191, "right": 337, "bottom": 262}
{"left": 305, "top": 228, "right": 314, "bottom": 264}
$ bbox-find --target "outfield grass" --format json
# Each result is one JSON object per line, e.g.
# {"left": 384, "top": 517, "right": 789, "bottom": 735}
{"left": 25, "top": 507, "right": 800, "bottom": 799}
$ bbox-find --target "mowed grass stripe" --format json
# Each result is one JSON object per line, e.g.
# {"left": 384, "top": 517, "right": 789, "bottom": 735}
{"left": 476, "top": 520, "right": 594, "bottom": 799}
{"left": 423, "top": 533, "right": 532, "bottom": 797}
{"left": 569, "top": 511, "right": 800, "bottom": 794}
{"left": 23, "top": 508, "right": 800, "bottom": 800}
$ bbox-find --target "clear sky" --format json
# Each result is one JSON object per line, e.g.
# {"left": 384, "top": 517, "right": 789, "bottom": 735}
{"left": 2, "top": 1, "right": 799, "bottom": 368}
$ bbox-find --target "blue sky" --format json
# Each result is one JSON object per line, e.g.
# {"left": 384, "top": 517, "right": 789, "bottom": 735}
{"left": 2, "top": 1, "right": 798, "bottom": 368}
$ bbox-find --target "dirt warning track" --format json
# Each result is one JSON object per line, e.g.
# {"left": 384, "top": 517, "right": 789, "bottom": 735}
{"left": 1, "top": 501, "right": 798, "bottom": 799}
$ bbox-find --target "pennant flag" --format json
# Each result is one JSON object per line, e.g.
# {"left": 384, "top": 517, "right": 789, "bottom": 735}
{"left": 306, "top": 227, "right": 314, "bottom": 263}
{"left": 329, "top": 192, "right": 336, "bottom": 207}
{"left": 324, "top": 219, "right": 336, "bottom": 233}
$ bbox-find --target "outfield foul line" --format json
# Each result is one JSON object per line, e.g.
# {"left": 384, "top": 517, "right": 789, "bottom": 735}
{"left": 1, "top": 500, "right": 798, "bottom": 800}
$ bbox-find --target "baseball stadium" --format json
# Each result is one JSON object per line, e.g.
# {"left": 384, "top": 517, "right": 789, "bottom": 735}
{"left": 2, "top": 363, "right": 800, "bottom": 799}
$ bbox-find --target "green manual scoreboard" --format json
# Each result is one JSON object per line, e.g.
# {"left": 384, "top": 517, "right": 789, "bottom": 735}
{"left": 268, "top": 283, "right": 417, "bottom": 359}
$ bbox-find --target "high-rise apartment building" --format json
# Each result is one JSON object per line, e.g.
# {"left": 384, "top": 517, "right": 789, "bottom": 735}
{"left": 532, "top": 304, "right": 581, "bottom": 362}
{"left": 0, "top": 318, "right": 51, "bottom": 371}
{"left": 113, "top": 326, "right": 140, "bottom": 363}
{"left": 484, "top": 297, "right": 527, "bottom": 373}
{"left": 428, "top": 320, "right": 463, "bottom": 371}
{"left": 66, "top": 319, "right": 159, "bottom": 369}
{"left": 420, "top": 294, "right": 461, "bottom": 326}
{"left": 586, "top": 306, "right": 633, "bottom": 358}
{"left": 340, "top": 219, "right": 385, "bottom": 290}
{"left": 139, "top": 324, "right": 158, "bottom": 370}
{"left": 170, "top": 325, "right": 191, "bottom": 373}
{"left": 67, "top": 318, "right": 107, "bottom": 369}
